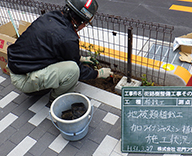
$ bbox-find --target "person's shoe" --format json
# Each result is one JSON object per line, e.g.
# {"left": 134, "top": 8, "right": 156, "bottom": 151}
{"left": 45, "top": 96, "right": 55, "bottom": 108}
{"left": 25, "top": 88, "right": 51, "bottom": 96}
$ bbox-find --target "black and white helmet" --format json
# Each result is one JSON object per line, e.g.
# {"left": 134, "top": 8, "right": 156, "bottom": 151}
{"left": 66, "top": 0, "right": 98, "bottom": 23}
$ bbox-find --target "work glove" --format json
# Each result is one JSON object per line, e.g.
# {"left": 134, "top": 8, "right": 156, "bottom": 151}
{"left": 80, "top": 56, "right": 94, "bottom": 64}
{"left": 97, "top": 68, "right": 113, "bottom": 79}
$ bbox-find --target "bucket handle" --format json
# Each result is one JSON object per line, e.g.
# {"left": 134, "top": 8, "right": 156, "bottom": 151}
{"left": 49, "top": 105, "right": 94, "bottom": 137}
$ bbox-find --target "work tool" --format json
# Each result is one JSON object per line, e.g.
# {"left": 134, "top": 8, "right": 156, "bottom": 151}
{"left": 8, "top": 10, "right": 20, "bottom": 38}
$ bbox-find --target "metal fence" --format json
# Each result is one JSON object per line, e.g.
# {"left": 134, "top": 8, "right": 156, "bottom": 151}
{"left": 0, "top": 0, "right": 174, "bottom": 85}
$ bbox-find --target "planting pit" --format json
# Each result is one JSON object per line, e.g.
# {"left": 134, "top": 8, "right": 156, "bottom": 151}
{"left": 80, "top": 73, "right": 123, "bottom": 95}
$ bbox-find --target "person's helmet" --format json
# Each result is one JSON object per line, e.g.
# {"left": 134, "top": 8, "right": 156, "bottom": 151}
{"left": 66, "top": 0, "right": 98, "bottom": 23}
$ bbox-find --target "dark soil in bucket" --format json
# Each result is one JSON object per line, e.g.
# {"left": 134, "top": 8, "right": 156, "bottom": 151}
{"left": 61, "top": 103, "right": 87, "bottom": 120}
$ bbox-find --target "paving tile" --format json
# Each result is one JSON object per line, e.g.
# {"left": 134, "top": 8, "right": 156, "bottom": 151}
{"left": 0, "top": 69, "right": 3, "bottom": 75}
{"left": 0, "top": 102, "right": 18, "bottom": 120}
{"left": 0, "top": 76, "right": 6, "bottom": 83}
{"left": 69, "top": 126, "right": 95, "bottom": 150}
{"left": 47, "top": 125, "right": 60, "bottom": 137}
{"left": 93, "top": 135, "right": 119, "bottom": 156}
{"left": 127, "top": 154, "right": 145, "bottom": 156}
{"left": 24, "top": 152, "right": 35, "bottom": 156}
{"left": 0, "top": 91, "right": 19, "bottom": 108}
{"left": 0, "top": 140, "right": 16, "bottom": 156}
{"left": 12, "top": 96, "right": 41, "bottom": 116}
{"left": 89, "top": 107, "right": 107, "bottom": 129}
{"left": 11, "top": 110, "right": 34, "bottom": 129}
{"left": 145, "top": 154, "right": 163, "bottom": 156}
{"left": 0, "top": 77, "right": 11, "bottom": 87}
{"left": 7, "top": 136, "right": 37, "bottom": 156}
{"left": 28, "top": 107, "right": 49, "bottom": 126}
{"left": 110, "top": 151, "right": 128, "bottom": 156}
{"left": 46, "top": 112, "right": 55, "bottom": 121}
{"left": 84, "top": 126, "right": 95, "bottom": 138}
{"left": 41, "top": 148, "right": 58, "bottom": 156}
{"left": 29, "top": 127, "right": 47, "bottom": 141}
{"left": 163, "top": 155, "right": 181, "bottom": 156}
{"left": 110, "top": 106, "right": 121, "bottom": 117}
{"left": 58, "top": 144, "right": 79, "bottom": 156}
{"left": 91, "top": 99, "right": 101, "bottom": 108}
{"left": 0, "top": 126, "right": 17, "bottom": 146}
{"left": 68, "top": 136, "right": 88, "bottom": 150}
{"left": 108, "top": 118, "right": 121, "bottom": 140}
{"left": 29, "top": 119, "right": 54, "bottom": 140}
{"left": 13, "top": 87, "right": 23, "bottom": 94}
{"left": 74, "top": 82, "right": 91, "bottom": 95}
{"left": 0, "top": 84, "right": 16, "bottom": 96}
{"left": 110, "top": 151, "right": 124, "bottom": 156}
{"left": 28, "top": 132, "right": 56, "bottom": 156}
{"left": 28, "top": 94, "right": 49, "bottom": 113}
{"left": 103, "top": 112, "right": 119, "bottom": 125}
{"left": 49, "top": 134, "right": 69, "bottom": 153}
{"left": 13, "top": 93, "right": 29, "bottom": 105}
{"left": 90, "top": 105, "right": 97, "bottom": 115}
{"left": 99, "top": 103, "right": 112, "bottom": 112}
{"left": 113, "top": 140, "right": 128, "bottom": 156}
{"left": 75, "top": 139, "right": 99, "bottom": 156}
{"left": 0, "top": 113, "right": 18, "bottom": 133}
{"left": 38, "top": 118, "right": 53, "bottom": 130}
{"left": 89, "top": 121, "right": 113, "bottom": 144}
{"left": 10, "top": 122, "right": 35, "bottom": 145}
{"left": 0, "top": 85, "right": 4, "bottom": 91}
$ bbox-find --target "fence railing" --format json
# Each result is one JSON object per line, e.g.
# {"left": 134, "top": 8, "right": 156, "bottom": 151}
{"left": 0, "top": 0, "right": 174, "bottom": 86}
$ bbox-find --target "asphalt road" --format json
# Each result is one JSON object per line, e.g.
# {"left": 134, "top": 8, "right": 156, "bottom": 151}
{"left": 35, "top": 0, "right": 192, "bottom": 39}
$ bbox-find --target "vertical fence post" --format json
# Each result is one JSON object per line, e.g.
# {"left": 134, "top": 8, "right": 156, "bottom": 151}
{"left": 127, "top": 28, "right": 132, "bottom": 83}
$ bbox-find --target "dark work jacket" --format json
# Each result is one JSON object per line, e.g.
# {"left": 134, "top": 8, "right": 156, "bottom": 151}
{"left": 7, "top": 11, "right": 98, "bottom": 80}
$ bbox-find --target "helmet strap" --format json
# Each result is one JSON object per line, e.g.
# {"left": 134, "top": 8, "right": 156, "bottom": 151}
{"left": 63, "top": 4, "right": 86, "bottom": 30}
{"left": 71, "top": 17, "right": 80, "bottom": 30}
{"left": 71, "top": 15, "right": 86, "bottom": 30}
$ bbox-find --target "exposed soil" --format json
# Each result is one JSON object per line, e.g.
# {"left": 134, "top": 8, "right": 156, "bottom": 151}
{"left": 81, "top": 63, "right": 160, "bottom": 96}
{"left": 81, "top": 74, "right": 160, "bottom": 96}
{"left": 80, "top": 72, "right": 123, "bottom": 96}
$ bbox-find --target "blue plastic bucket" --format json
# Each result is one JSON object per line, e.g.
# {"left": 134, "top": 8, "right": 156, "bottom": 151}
{"left": 49, "top": 93, "right": 93, "bottom": 141}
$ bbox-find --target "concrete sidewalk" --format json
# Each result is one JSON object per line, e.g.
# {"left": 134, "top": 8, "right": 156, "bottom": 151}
{"left": 0, "top": 69, "right": 189, "bottom": 156}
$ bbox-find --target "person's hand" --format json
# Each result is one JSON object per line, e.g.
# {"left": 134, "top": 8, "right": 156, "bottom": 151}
{"left": 97, "top": 68, "right": 113, "bottom": 78}
{"left": 80, "top": 56, "right": 94, "bottom": 64}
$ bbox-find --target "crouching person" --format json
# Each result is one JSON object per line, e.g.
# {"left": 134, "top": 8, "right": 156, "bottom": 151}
{"left": 7, "top": 0, "right": 113, "bottom": 107}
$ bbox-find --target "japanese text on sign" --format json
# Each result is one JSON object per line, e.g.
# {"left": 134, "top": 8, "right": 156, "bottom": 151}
{"left": 122, "top": 87, "right": 192, "bottom": 154}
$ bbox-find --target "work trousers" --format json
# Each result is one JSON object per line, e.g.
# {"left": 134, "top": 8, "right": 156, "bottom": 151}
{"left": 9, "top": 61, "right": 80, "bottom": 99}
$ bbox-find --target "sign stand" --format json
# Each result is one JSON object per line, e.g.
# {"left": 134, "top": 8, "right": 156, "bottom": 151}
{"left": 121, "top": 86, "right": 192, "bottom": 154}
